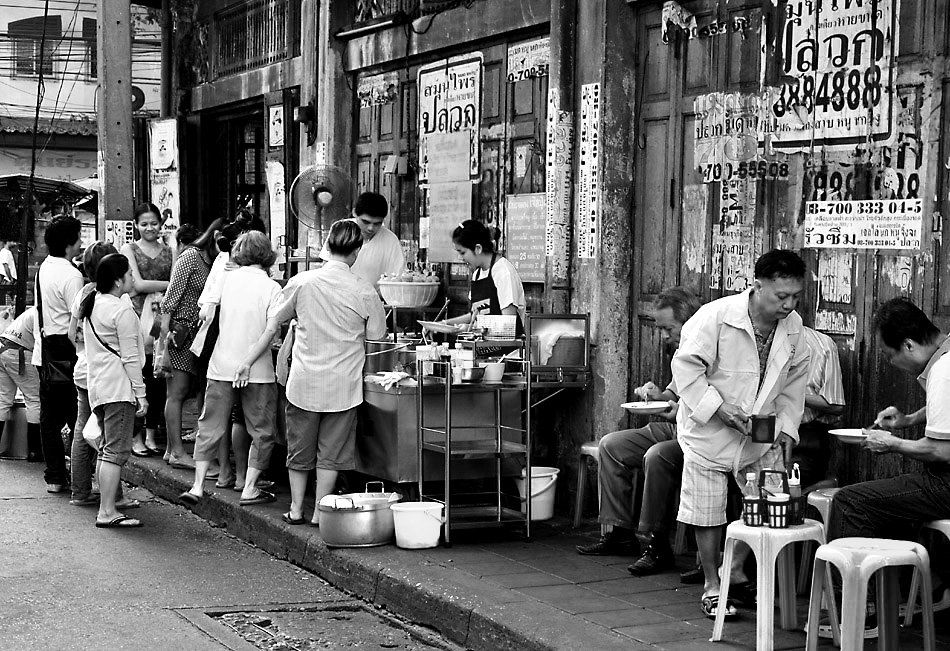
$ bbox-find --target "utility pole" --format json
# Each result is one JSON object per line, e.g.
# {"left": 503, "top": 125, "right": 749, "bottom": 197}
{"left": 96, "top": 0, "right": 134, "bottom": 238}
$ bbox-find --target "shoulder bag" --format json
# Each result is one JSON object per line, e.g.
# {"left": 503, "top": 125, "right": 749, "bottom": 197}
{"left": 36, "top": 272, "right": 77, "bottom": 385}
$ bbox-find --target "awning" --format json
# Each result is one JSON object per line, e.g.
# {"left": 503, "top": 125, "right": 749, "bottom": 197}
{"left": 0, "top": 116, "right": 98, "bottom": 137}
{"left": 0, "top": 174, "right": 94, "bottom": 205}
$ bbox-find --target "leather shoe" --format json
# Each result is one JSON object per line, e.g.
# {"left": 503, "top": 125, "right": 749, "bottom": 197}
{"left": 576, "top": 531, "right": 640, "bottom": 556}
{"left": 628, "top": 543, "right": 676, "bottom": 576}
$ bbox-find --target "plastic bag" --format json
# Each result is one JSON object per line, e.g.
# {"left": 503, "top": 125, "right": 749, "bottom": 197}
{"left": 82, "top": 410, "right": 102, "bottom": 452}
{"left": 153, "top": 334, "right": 172, "bottom": 379}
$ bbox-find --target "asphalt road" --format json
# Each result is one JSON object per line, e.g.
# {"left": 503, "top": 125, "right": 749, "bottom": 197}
{"left": 0, "top": 459, "right": 458, "bottom": 651}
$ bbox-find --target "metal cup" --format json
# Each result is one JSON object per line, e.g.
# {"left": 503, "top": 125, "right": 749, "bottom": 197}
{"left": 750, "top": 414, "right": 776, "bottom": 443}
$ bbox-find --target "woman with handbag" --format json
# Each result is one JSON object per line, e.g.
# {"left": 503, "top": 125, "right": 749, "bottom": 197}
{"left": 121, "top": 202, "right": 173, "bottom": 458}
{"left": 79, "top": 254, "right": 148, "bottom": 528}
{"left": 158, "top": 221, "right": 220, "bottom": 469}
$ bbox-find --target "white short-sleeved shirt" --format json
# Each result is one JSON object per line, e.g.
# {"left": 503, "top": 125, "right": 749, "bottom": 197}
{"left": 207, "top": 266, "right": 283, "bottom": 384}
{"left": 921, "top": 337, "right": 950, "bottom": 440}
{"left": 32, "top": 256, "right": 84, "bottom": 365}
{"left": 470, "top": 256, "right": 526, "bottom": 323}
{"left": 0, "top": 248, "right": 17, "bottom": 280}
{"left": 319, "top": 221, "right": 405, "bottom": 288}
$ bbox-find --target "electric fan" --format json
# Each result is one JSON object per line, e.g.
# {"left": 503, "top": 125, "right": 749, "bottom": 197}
{"left": 288, "top": 164, "right": 355, "bottom": 253}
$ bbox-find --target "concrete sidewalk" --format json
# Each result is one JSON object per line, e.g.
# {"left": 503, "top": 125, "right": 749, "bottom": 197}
{"left": 120, "top": 450, "right": 950, "bottom": 651}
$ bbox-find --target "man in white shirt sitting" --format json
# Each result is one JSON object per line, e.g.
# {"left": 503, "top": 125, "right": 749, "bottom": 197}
{"left": 319, "top": 192, "right": 405, "bottom": 289}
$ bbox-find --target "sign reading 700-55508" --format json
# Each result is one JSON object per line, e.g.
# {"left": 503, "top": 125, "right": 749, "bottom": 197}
{"left": 702, "top": 159, "right": 790, "bottom": 183}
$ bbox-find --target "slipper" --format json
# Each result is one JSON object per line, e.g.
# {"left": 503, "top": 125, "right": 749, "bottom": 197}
{"left": 701, "top": 595, "right": 738, "bottom": 620}
{"left": 215, "top": 479, "right": 236, "bottom": 489}
{"left": 131, "top": 448, "right": 152, "bottom": 458}
{"left": 205, "top": 469, "right": 220, "bottom": 480}
{"left": 281, "top": 511, "right": 306, "bottom": 525}
{"left": 168, "top": 455, "right": 196, "bottom": 470}
{"left": 256, "top": 480, "right": 275, "bottom": 490}
{"left": 114, "top": 498, "right": 141, "bottom": 510}
{"left": 145, "top": 445, "right": 164, "bottom": 456}
{"left": 728, "top": 581, "right": 757, "bottom": 607}
{"left": 95, "top": 515, "right": 143, "bottom": 528}
{"left": 240, "top": 490, "right": 276, "bottom": 506}
{"left": 178, "top": 491, "right": 200, "bottom": 506}
{"left": 69, "top": 495, "right": 99, "bottom": 507}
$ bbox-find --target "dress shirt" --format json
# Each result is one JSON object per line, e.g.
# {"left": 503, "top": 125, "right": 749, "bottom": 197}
{"left": 31, "top": 256, "right": 84, "bottom": 365}
{"left": 273, "top": 260, "right": 386, "bottom": 412}
{"left": 801, "top": 326, "right": 846, "bottom": 425}
{"left": 918, "top": 335, "right": 950, "bottom": 440}
{"left": 83, "top": 293, "right": 146, "bottom": 410}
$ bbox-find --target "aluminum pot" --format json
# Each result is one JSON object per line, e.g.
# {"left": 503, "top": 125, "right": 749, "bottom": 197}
{"left": 318, "top": 482, "right": 402, "bottom": 548}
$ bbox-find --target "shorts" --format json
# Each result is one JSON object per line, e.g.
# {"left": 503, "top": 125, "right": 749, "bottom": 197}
{"left": 677, "top": 444, "right": 785, "bottom": 527}
{"left": 95, "top": 401, "right": 136, "bottom": 467}
{"left": 284, "top": 401, "right": 357, "bottom": 472}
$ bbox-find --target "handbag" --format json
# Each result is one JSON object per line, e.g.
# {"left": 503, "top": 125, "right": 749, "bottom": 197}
{"left": 35, "top": 272, "right": 76, "bottom": 385}
{"left": 169, "top": 317, "right": 196, "bottom": 349}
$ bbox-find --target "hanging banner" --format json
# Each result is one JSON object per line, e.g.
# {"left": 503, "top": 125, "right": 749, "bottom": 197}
{"left": 148, "top": 118, "right": 181, "bottom": 233}
{"left": 506, "top": 37, "right": 549, "bottom": 83}
{"left": 577, "top": 83, "right": 601, "bottom": 260}
{"left": 417, "top": 55, "right": 482, "bottom": 183}
{"left": 770, "top": 0, "right": 896, "bottom": 150}
{"left": 545, "top": 89, "right": 573, "bottom": 283}
{"left": 357, "top": 71, "right": 399, "bottom": 108}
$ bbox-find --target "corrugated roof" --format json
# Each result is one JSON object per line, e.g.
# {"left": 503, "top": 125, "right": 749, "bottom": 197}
{"left": 0, "top": 174, "right": 94, "bottom": 204}
{"left": 0, "top": 116, "right": 98, "bottom": 137}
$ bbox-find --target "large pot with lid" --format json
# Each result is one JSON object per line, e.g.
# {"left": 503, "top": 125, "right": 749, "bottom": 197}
{"left": 318, "top": 482, "right": 402, "bottom": 548}
{"left": 364, "top": 340, "right": 415, "bottom": 375}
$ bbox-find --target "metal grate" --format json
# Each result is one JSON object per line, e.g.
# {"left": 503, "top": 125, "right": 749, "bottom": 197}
{"left": 211, "top": 0, "right": 301, "bottom": 79}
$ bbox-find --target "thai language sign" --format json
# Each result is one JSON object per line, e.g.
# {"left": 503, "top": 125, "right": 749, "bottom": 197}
{"left": 505, "top": 193, "right": 546, "bottom": 283}
{"left": 803, "top": 199, "right": 922, "bottom": 249}
{"left": 577, "top": 83, "right": 601, "bottom": 260}
{"left": 417, "top": 55, "right": 482, "bottom": 183}
{"left": 507, "top": 37, "right": 549, "bottom": 83}
{"left": 771, "top": 0, "right": 895, "bottom": 149}
{"left": 148, "top": 118, "right": 180, "bottom": 233}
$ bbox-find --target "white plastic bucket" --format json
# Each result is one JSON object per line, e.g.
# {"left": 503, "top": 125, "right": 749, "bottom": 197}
{"left": 515, "top": 466, "right": 559, "bottom": 521}
{"left": 390, "top": 502, "right": 444, "bottom": 549}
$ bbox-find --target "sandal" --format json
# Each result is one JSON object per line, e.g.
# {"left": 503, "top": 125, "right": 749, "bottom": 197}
{"left": 701, "top": 595, "right": 738, "bottom": 620}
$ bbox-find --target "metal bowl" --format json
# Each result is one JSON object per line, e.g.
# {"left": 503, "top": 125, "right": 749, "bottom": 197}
{"left": 459, "top": 366, "right": 485, "bottom": 382}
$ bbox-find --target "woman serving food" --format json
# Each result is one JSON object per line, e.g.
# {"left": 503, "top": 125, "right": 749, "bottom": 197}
{"left": 425, "top": 220, "right": 526, "bottom": 336}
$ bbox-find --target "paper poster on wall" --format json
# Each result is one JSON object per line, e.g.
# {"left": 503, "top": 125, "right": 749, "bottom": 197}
{"left": 818, "top": 250, "right": 854, "bottom": 304}
{"left": 711, "top": 178, "right": 756, "bottom": 291}
{"left": 268, "top": 106, "right": 284, "bottom": 148}
{"left": 148, "top": 118, "right": 181, "bottom": 233}
{"left": 577, "top": 83, "right": 601, "bottom": 260}
{"left": 427, "top": 181, "right": 471, "bottom": 262}
{"left": 357, "top": 71, "right": 399, "bottom": 108}
{"left": 265, "top": 161, "right": 286, "bottom": 261}
{"left": 505, "top": 194, "right": 546, "bottom": 283}
{"left": 105, "top": 220, "right": 134, "bottom": 249}
{"left": 769, "top": 0, "right": 895, "bottom": 149}
{"left": 506, "top": 37, "right": 549, "bottom": 83}
{"left": 803, "top": 199, "right": 922, "bottom": 249}
{"left": 545, "top": 88, "right": 573, "bottom": 283}
{"left": 418, "top": 55, "right": 482, "bottom": 183}
{"left": 425, "top": 131, "right": 471, "bottom": 184}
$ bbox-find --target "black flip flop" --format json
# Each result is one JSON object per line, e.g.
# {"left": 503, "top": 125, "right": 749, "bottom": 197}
{"left": 95, "top": 515, "right": 143, "bottom": 528}
{"left": 240, "top": 490, "right": 276, "bottom": 506}
{"left": 131, "top": 448, "right": 152, "bottom": 458}
{"left": 282, "top": 512, "right": 305, "bottom": 525}
{"left": 701, "top": 595, "right": 738, "bottom": 620}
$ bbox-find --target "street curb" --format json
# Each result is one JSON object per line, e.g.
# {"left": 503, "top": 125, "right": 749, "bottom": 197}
{"left": 122, "top": 457, "right": 633, "bottom": 651}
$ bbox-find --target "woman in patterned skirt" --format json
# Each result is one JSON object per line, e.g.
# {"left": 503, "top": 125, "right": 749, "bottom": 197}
{"left": 158, "top": 221, "right": 220, "bottom": 469}
{"left": 121, "top": 202, "right": 173, "bottom": 457}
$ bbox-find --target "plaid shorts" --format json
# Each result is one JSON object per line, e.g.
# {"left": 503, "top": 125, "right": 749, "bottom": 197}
{"left": 677, "top": 444, "right": 785, "bottom": 527}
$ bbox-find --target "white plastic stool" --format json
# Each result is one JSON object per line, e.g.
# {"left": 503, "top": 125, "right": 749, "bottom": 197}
{"left": 797, "top": 487, "right": 841, "bottom": 594}
{"left": 712, "top": 518, "right": 826, "bottom": 651}
{"left": 904, "top": 519, "right": 950, "bottom": 626}
{"left": 806, "top": 538, "right": 935, "bottom": 651}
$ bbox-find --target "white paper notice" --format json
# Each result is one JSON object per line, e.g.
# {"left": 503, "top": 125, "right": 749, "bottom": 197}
{"left": 427, "top": 182, "right": 471, "bottom": 262}
{"left": 425, "top": 131, "right": 471, "bottom": 184}
{"left": 803, "top": 199, "right": 923, "bottom": 249}
{"left": 265, "top": 161, "right": 286, "bottom": 256}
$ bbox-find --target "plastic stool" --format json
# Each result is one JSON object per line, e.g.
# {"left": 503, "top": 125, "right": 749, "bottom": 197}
{"left": 806, "top": 538, "right": 935, "bottom": 651}
{"left": 574, "top": 441, "right": 642, "bottom": 531}
{"left": 0, "top": 402, "right": 28, "bottom": 459}
{"left": 712, "top": 518, "right": 826, "bottom": 651}
{"left": 904, "top": 520, "right": 950, "bottom": 626}
{"left": 797, "top": 487, "right": 841, "bottom": 594}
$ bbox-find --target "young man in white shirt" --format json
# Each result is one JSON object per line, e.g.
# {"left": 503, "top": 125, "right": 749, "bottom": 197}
{"left": 319, "top": 192, "right": 405, "bottom": 289}
{"left": 33, "top": 216, "right": 84, "bottom": 493}
{"left": 0, "top": 240, "right": 17, "bottom": 283}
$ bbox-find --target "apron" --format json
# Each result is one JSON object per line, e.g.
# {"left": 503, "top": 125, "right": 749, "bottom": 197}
{"left": 470, "top": 255, "right": 524, "bottom": 338}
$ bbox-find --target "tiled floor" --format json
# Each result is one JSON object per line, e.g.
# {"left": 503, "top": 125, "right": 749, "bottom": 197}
{"left": 421, "top": 519, "right": 950, "bottom": 650}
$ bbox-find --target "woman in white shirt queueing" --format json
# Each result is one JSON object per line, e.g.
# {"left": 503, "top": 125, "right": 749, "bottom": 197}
{"left": 78, "top": 254, "right": 148, "bottom": 528}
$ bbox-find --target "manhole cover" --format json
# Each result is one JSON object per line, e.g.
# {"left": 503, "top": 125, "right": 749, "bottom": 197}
{"left": 175, "top": 602, "right": 460, "bottom": 651}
